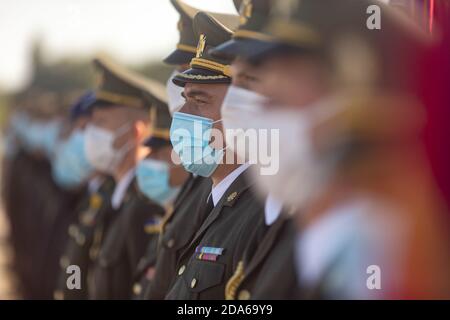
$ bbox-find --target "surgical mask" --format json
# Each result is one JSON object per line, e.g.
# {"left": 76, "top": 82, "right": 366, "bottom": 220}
{"left": 221, "top": 85, "right": 267, "bottom": 162}
{"left": 52, "top": 129, "right": 94, "bottom": 189}
{"left": 249, "top": 99, "right": 341, "bottom": 210}
{"left": 84, "top": 123, "right": 133, "bottom": 174}
{"left": 166, "top": 70, "right": 185, "bottom": 115}
{"left": 9, "top": 112, "right": 29, "bottom": 140}
{"left": 136, "top": 158, "right": 180, "bottom": 206}
{"left": 40, "top": 120, "right": 63, "bottom": 159}
{"left": 170, "top": 112, "right": 224, "bottom": 177}
{"left": 22, "top": 119, "right": 62, "bottom": 159}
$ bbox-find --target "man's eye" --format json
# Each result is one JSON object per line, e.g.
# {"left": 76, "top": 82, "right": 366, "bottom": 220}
{"left": 195, "top": 98, "right": 207, "bottom": 105}
{"left": 246, "top": 75, "right": 258, "bottom": 83}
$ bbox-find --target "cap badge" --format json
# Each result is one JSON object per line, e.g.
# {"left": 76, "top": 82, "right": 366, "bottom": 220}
{"left": 196, "top": 34, "right": 207, "bottom": 58}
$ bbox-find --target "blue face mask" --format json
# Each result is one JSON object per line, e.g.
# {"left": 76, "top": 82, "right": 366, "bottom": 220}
{"left": 136, "top": 158, "right": 180, "bottom": 206}
{"left": 41, "top": 120, "right": 63, "bottom": 159}
{"left": 51, "top": 129, "right": 93, "bottom": 189}
{"left": 21, "top": 119, "right": 62, "bottom": 159}
{"left": 170, "top": 112, "right": 224, "bottom": 177}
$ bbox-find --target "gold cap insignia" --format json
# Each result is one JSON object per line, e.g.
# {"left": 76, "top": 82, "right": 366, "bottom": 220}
{"left": 239, "top": 0, "right": 253, "bottom": 25}
{"left": 196, "top": 34, "right": 207, "bottom": 58}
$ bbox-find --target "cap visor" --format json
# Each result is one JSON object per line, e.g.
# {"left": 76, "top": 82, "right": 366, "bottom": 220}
{"left": 210, "top": 38, "right": 282, "bottom": 63}
{"left": 163, "top": 49, "right": 196, "bottom": 66}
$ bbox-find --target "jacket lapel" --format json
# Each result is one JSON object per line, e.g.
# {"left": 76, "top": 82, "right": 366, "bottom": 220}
{"left": 244, "top": 214, "right": 290, "bottom": 276}
{"left": 186, "top": 170, "right": 254, "bottom": 251}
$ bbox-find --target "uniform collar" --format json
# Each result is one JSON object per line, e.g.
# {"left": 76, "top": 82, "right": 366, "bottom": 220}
{"left": 209, "top": 163, "right": 251, "bottom": 207}
{"left": 111, "top": 168, "right": 135, "bottom": 210}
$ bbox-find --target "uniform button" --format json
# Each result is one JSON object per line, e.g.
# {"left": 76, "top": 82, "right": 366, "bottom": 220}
{"left": 76, "top": 233, "right": 86, "bottom": 246}
{"left": 68, "top": 224, "right": 78, "bottom": 238}
{"left": 53, "top": 290, "right": 64, "bottom": 300}
{"left": 133, "top": 283, "right": 142, "bottom": 296}
{"left": 167, "top": 238, "right": 175, "bottom": 248}
{"left": 191, "top": 278, "right": 197, "bottom": 288}
{"left": 178, "top": 265, "right": 186, "bottom": 276}
{"left": 59, "top": 256, "right": 69, "bottom": 269}
{"left": 238, "top": 290, "right": 251, "bottom": 300}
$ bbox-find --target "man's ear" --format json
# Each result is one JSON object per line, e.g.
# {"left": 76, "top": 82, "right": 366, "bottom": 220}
{"left": 134, "top": 120, "right": 151, "bottom": 141}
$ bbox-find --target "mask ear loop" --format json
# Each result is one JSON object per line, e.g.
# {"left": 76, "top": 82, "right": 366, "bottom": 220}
{"left": 207, "top": 119, "right": 228, "bottom": 153}
{"left": 109, "top": 122, "right": 138, "bottom": 170}
{"left": 113, "top": 122, "right": 133, "bottom": 139}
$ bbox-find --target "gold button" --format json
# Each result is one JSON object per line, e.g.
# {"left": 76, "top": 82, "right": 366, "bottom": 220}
{"left": 238, "top": 289, "right": 251, "bottom": 300}
{"left": 178, "top": 265, "right": 186, "bottom": 276}
{"left": 76, "top": 233, "right": 86, "bottom": 246}
{"left": 59, "top": 256, "right": 69, "bottom": 269}
{"left": 167, "top": 238, "right": 175, "bottom": 248}
{"left": 53, "top": 290, "right": 64, "bottom": 300}
{"left": 133, "top": 283, "right": 142, "bottom": 296}
{"left": 191, "top": 278, "right": 197, "bottom": 288}
{"left": 89, "top": 247, "right": 99, "bottom": 260}
{"left": 68, "top": 224, "right": 78, "bottom": 237}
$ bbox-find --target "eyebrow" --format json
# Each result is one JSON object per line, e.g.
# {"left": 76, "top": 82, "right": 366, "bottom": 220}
{"left": 185, "top": 89, "right": 211, "bottom": 100}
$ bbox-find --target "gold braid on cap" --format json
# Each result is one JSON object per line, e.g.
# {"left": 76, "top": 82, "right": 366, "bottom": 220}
{"left": 176, "top": 73, "right": 228, "bottom": 80}
{"left": 225, "top": 260, "right": 245, "bottom": 300}
{"left": 190, "top": 58, "right": 232, "bottom": 77}
{"left": 95, "top": 90, "right": 144, "bottom": 108}
{"left": 150, "top": 107, "right": 170, "bottom": 139}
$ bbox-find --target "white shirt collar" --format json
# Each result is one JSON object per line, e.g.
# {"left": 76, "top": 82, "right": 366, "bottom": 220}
{"left": 111, "top": 168, "right": 135, "bottom": 210}
{"left": 264, "top": 194, "right": 283, "bottom": 225}
{"left": 210, "top": 163, "right": 251, "bottom": 207}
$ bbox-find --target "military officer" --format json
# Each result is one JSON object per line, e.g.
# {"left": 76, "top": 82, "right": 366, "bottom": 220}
{"left": 3, "top": 91, "right": 65, "bottom": 299}
{"left": 85, "top": 56, "right": 166, "bottom": 299}
{"left": 52, "top": 91, "right": 116, "bottom": 300}
{"left": 131, "top": 105, "right": 190, "bottom": 298}
{"left": 4, "top": 90, "right": 88, "bottom": 299}
{"left": 137, "top": 2, "right": 234, "bottom": 300}
{"left": 206, "top": 0, "right": 301, "bottom": 300}
{"left": 164, "top": 11, "right": 268, "bottom": 300}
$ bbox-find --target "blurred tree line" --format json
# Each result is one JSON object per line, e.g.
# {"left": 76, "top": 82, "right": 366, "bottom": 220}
{"left": 0, "top": 39, "right": 173, "bottom": 125}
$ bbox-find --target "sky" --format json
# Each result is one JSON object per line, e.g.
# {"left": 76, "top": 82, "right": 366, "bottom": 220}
{"left": 0, "top": 0, "right": 237, "bottom": 92}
